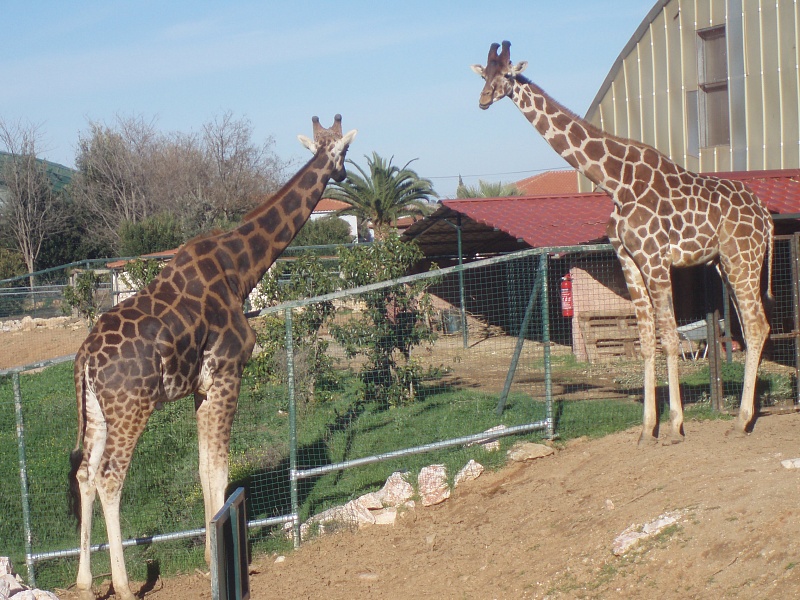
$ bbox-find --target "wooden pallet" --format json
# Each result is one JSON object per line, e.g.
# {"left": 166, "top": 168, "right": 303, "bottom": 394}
{"left": 578, "top": 310, "right": 641, "bottom": 363}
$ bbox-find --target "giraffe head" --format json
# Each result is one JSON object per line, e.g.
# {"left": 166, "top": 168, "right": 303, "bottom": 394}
{"left": 471, "top": 41, "right": 528, "bottom": 109}
{"left": 297, "top": 114, "right": 357, "bottom": 182}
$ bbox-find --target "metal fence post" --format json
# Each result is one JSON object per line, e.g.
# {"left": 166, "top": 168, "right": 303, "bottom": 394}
{"left": 285, "top": 309, "right": 300, "bottom": 548}
{"left": 497, "top": 256, "right": 545, "bottom": 415}
{"left": 13, "top": 372, "right": 36, "bottom": 586}
{"left": 540, "top": 253, "right": 554, "bottom": 439}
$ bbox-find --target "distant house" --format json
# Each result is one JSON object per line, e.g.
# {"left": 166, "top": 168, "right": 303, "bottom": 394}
{"left": 310, "top": 198, "right": 359, "bottom": 241}
{"left": 514, "top": 170, "right": 578, "bottom": 196}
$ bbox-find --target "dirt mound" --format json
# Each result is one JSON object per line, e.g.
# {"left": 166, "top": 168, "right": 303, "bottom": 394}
{"left": 60, "top": 412, "right": 800, "bottom": 599}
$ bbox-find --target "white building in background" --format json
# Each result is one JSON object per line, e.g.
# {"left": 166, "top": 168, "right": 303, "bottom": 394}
{"left": 580, "top": 0, "right": 800, "bottom": 190}
{"left": 310, "top": 199, "right": 359, "bottom": 241}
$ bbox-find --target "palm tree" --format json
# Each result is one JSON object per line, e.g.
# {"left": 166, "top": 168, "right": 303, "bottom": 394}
{"left": 456, "top": 178, "right": 521, "bottom": 198}
{"left": 325, "top": 152, "right": 437, "bottom": 240}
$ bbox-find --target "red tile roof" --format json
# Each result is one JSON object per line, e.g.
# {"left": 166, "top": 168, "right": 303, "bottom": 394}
{"left": 403, "top": 169, "right": 800, "bottom": 256}
{"left": 514, "top": 170, "right": 579, "bottom": 195}
{"left": 714, "top": 169, "right": 800, "bottom": 215}
{"left": 315, "top": 198, "right": 350, "bottom": 212}
{"left": 442, "top": 193, "right": 612, "bottom": 248}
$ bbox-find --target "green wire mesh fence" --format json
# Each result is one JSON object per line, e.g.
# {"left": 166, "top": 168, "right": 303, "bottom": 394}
{"left": 1, "top": 240, "right": 798, "bottom": 591}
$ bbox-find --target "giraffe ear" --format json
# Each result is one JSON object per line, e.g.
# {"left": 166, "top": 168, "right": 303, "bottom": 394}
{"left": 297, "top": 134, "right": 317, "bottom": 153}
{"left": 332, "top": 129, "right": 358, "bottom": 154}
{"left": 509, "top": 60, "right": 528, "bottom": 76}
{"left": 470, "top": 64, "right": 486, "bottom": 78}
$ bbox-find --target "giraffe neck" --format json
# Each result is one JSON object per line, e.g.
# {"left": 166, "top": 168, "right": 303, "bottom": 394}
{"left": 509, "top": 76, "right": 628, "bottom": 193}
{"left": 221, "top": 151, "right": 335, "bottom": 298}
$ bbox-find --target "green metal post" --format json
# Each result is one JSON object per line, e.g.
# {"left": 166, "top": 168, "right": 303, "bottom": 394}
{"left": 286, "top": 309, "right": 300, "bottom": 548}
{"left": 13, "top": 373, "right": 35, "bottom": 586}
{"left": 540, "top": 254, "right": 554, "bottom": 439}
{"left": 457, "top": 215, "right": 468, "bottom": 348}
{"left": 497, "top": 257, "right": 545, "bottom": 415}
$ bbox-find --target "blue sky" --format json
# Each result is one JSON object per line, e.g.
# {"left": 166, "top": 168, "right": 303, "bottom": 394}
{"left": 2, "top": 1, "right": 654, "bottom": 198}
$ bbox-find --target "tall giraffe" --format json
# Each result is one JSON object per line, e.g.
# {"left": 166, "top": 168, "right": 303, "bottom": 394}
{"left": 473, "top": 41, "right": 773, "bottom": 445}
{"left": 68, "top": 115, "right": 357, "bottom": 600}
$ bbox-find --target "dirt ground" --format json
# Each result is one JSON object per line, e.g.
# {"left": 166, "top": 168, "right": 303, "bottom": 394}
{"left": 52, "top": 412, "right": 800, "bottom": 600}
{"left": 0, "top": 324, "right": 88, "bottom": 370}
{"left": 9, "top": 323, "right": 800, "bottom": 599}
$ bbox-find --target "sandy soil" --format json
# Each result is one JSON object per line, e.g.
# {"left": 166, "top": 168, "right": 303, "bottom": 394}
{"left": 0, "top": 323, "right": 88, "bottom": 370}
{"left": 55, "top": 412, "right": 800, "bottom": 600}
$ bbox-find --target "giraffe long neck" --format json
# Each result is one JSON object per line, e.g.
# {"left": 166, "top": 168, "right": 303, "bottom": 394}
{"left": 222, "top": 151, "right": 335, "bottom": 298}
{"left": 509, "top": 77, "right": 630, "bottom": 193}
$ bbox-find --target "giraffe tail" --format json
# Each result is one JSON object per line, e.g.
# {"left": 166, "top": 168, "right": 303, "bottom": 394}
{"left": 766, "top": 230, "right": 774, "bottom": 301}
{"left": 68, "top": 352, "right": 88, "bottom": 527}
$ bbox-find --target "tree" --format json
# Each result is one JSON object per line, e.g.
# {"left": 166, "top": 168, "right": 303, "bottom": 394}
{"left": 118, "top": 213, "right": 183, "bottom": 257}
{"left": 325, "top": 152, "right": 437, "bottom": 240}
{"left": 201, "top": 111, "right": 285, "bottom": 225}
{"left": 329, "top": 234, "right": 438, "bottom": 407}
{"left": 0, "top": 119, "right": 66, "bottom": 284}
{"left": 290, "top": 216, "right": 354, "bottom": 247}
{"left": 249, "top": 253, "right": 342, "bottom": 408}
{"left": 456, "top": 178, "right": 521, "bottom": 198}
{"left": 71, "top": 113, "right": 287, "bottom": 253}
{"left": 70, "top": 115, "right": 159, "bottom": 251}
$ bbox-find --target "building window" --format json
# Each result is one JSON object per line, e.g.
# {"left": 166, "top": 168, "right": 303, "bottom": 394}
{"left": 697, "top": 26, "right": 730, "bottom": 147}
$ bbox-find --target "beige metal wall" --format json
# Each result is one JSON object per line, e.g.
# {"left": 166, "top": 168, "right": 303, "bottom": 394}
{"left": 581, "top": 0, "right": 799, "bottom": 190}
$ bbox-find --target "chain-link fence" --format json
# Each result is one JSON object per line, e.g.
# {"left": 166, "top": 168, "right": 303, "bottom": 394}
{"left": 1, "top": 241, "right": 798, "bottom": 590}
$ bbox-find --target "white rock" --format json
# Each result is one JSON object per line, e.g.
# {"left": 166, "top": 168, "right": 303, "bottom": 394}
{"left": 506, "top": 442, "right": 555, "bottom": 462}
{"left": 780, "top": 457, "right": 800, "bottom": 469}
{"left": 454, "top": 459, "right": 484, "bottom": 487}
{"left": 376, "top": 471, "right": 414, "bottom": 506}
{"left": 1, "top": 574, "right": 24, "bottom": 596}
{"left": 418, "top": 464, "right": 450, "bottom": 506}
{"left": 612, "top": 510, "right": 685, "bottom": 555}
{"left": 468, "top": 425, "right": 506, "bottom": 451}
{"left": 371, "top": 507, "right": 398, "bottom": 526}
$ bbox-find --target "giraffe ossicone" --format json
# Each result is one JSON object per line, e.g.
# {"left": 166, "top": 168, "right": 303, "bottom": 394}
{"left": 474, "top": 40, "right": 773, "bottom": 445}
{"left": 68, "top": 115, "right": 356, "bottom": 600}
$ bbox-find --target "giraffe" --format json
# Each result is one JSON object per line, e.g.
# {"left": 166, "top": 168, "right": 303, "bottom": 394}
{"left": 473, "top": 41, "right": 773, "bottom": 445}
{"left": 68, "top": 115, "right": 357, "bottom": 600}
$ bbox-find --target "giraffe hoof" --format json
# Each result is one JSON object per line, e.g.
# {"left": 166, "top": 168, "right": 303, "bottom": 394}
{"left": 661, "top": 434, "right": 684, "bottom": 446}
{"left": 77, "top": 589, "right": 95, "bottom": 600}
{"left": 725, "top": 426, "right": 748, "bottom": 439}
{"left": 637, "top": 433, "right": 658, "bottom": 447}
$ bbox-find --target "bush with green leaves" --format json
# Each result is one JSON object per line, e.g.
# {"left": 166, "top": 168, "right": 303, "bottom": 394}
{"left": 290, "top": 216, "right": 353, "bottom": 247}
{"left": 118, "top": 213, "right": 184, "bottom": 257}
{"left": 120, "top": 258, "right": 164, "bottom": 291}
{"left": 62, "top": 270, "right": 101, "bottom": 328}
{"left": 330, "top": 234, "right": 439, "bottom": 407}
{"left": 250, "top": 253, "right": 341, "bottom": 408}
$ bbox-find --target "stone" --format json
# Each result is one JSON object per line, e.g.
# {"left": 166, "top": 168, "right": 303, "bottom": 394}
{"left": 780, "top": 457, "right": 800, "bottom": 469}
{"left": 468, "top": 424, "right": 506, "bottom": 451}
{"left": 418, "top": 464, "right": 450, "bottom": 506}
{"left": 1, "top": 573, "right": 24, "bottom": 597}
{"left": 612, "top": 510, "right": 685, "bottom": 555}
{"left": 376, "top": 471, "right": 414, "bottom": 506}
{"left": 507, "top": 442, "right": 555, "bottom": 462}
{"left": 454, "top": 459, "right": 484, "bottom": 487}
{"left": 371, "top": 507, "right": 398, "bottom": 526}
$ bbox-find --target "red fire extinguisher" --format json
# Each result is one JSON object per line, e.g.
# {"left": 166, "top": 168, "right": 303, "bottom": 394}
{"left": 560, "top": 273, "right": 574, "bottom": 317}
